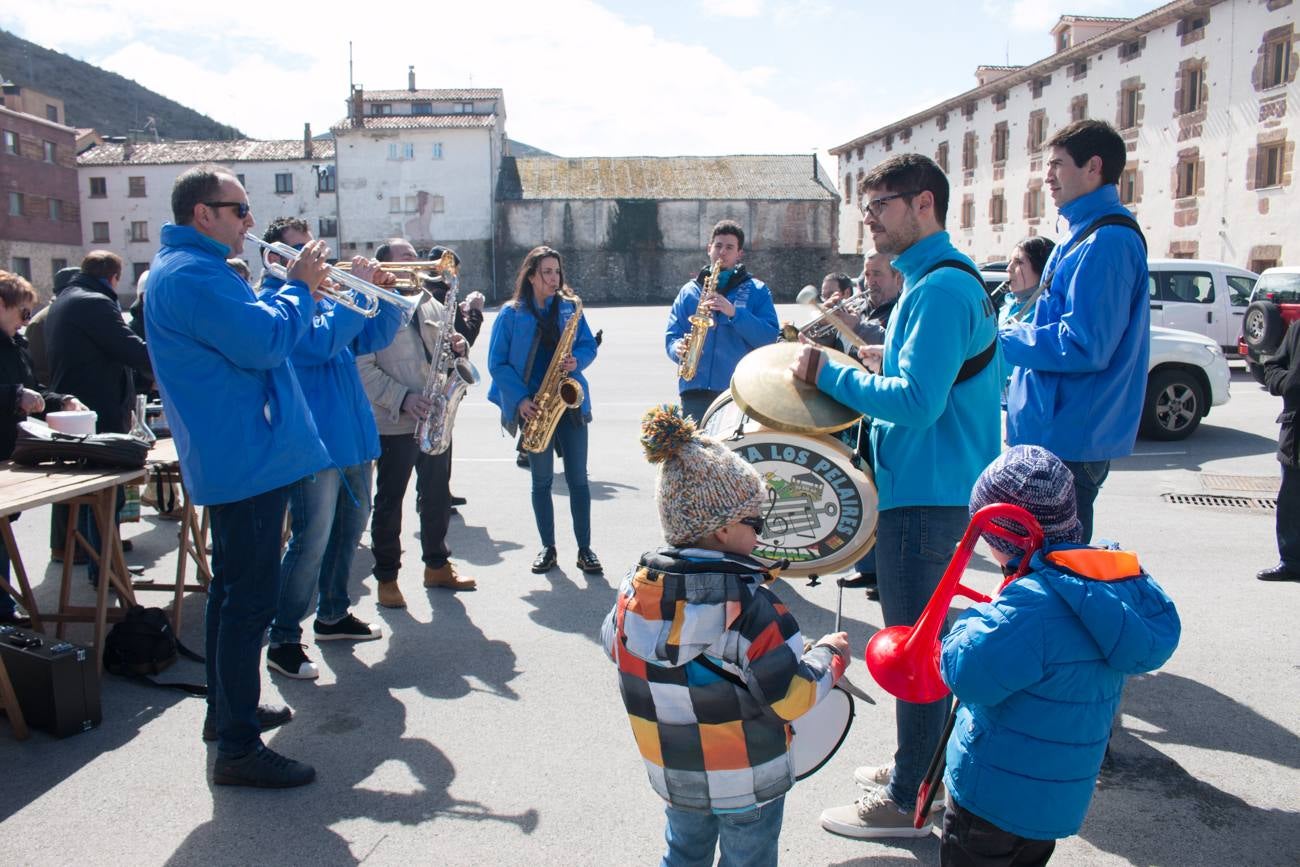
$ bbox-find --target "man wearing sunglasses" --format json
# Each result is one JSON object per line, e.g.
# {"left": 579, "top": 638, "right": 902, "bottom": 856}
{"left": 146, "top": 164, "right": 335, "bottom": 788}
{"left": 790, "top": 154, "right": 1001, "bottom": 839}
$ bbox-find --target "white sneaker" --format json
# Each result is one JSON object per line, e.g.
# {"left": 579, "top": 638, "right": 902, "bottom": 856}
{"left": 820, "top": 788, "right": 935, "bottom": 839}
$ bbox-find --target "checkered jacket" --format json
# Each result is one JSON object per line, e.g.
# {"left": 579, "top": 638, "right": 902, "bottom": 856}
{"left": 601, "top": 548, "right": 846, "bottom": 813}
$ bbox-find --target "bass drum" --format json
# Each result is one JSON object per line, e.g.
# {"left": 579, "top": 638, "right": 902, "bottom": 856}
{"left": 790, "top": 686, "right": 855, "bottom": 780}
{"left": 700, "top": 393, "right": 877, "bottom": 578}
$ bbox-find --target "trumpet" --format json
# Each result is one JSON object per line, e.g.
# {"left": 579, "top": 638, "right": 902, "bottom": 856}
{"left": 333, "top": 260, "right": 450, "bottom": 293}
{"left": 244, "top": 233, "right": 419, "bottom": 320}
{"left": 782, "top": 291, "right": 872, "bottom": 348}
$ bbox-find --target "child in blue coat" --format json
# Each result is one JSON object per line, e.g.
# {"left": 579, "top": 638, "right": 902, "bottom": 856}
{"left": 939, "top": 445, "right": 1181, "bottom": 865}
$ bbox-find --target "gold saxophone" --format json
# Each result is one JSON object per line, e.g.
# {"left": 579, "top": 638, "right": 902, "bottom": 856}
{"left": 677, "top": 259, "right": 722, "bottom": 381}
{"left": 520, "top": 290, "right": 586, "bottom": 453}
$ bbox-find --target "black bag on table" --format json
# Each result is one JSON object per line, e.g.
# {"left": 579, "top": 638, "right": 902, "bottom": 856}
{"left": 11, "top": 419, "right": 148, "bottom": 470}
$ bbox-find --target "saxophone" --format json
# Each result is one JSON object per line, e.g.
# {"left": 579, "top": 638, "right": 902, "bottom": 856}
{"left": 520, "top": 290, "right": 586, "bottom": 453}
{"left": 676, "top": 258, "right": 723, "bottom": 381}
{"left": 414, "top": 251, "right": 480, "bottom": 455}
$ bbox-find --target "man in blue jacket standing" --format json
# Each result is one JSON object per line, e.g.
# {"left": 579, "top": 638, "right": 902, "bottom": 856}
{"left": 259, "top": 218, "right": 403, "bottom": 681}
{"left": 791, "top": 154, "right": 1001, "bottom": 838}
{"left": 146, "top": 164, "right": 332, "bottom": 788}
{"left": 665, "top": 220, "right": 779, "bottom": 424}
{"left": 1000, "top": 120, "right": 1149, "bottom": 544}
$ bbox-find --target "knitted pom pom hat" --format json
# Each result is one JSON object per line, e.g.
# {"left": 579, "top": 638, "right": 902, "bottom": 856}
{"left": 969, "top": 445, "right": 1082, "bottom": 556}
{"left": 640, "top": 404, "right": 766, "bottom": 546}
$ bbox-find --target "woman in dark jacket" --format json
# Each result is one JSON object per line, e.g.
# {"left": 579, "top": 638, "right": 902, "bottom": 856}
{"left": 0, "top": 270, "right": 85, "bottom": 623}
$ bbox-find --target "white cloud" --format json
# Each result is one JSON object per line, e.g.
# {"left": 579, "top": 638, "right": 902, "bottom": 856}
{"left": 700, "top": 0, "right": 764, "bottom": 19}
{"left": 980, "top": 0, "right": 1134, "bottom": 34}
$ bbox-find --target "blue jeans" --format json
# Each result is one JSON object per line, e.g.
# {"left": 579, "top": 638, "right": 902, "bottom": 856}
{"left": 875, "top": 505, "right": 968, "bottom": 811}
{"left": 662, "top": 797, "right": 785, "bottom": 867}
{"left": 854, "top": 547, "right": 876, "bottom": 576}
{"left": 679, "top": 389, "right": 722, "bottom": 428}
{"left": 528, "top": 412, "right": 591, "bottom": 550}
{"left": 1062, "top": 459, "right": 1109, "bottom": 545}
{"left": 1278, "top": 462, "right": 1300, "bottom": 571}
{"left": 207, "top": 485, "right": 291, "bottom": 758}
{"left": 270, "top": 463, "right": 372, "bottom": 646}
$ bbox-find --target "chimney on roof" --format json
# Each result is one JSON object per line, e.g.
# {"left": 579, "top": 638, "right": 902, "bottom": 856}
{"left": 351, "top": 85, "right": 364, "bottom": 128}
{"left": 408, "top": 66, "right": 416, "bottom": 92}
{"left": 123, "top": 136, "right": 134, "bottom": 160}
{"left": 304, "top": 122, "right": 312, "bottom": 158}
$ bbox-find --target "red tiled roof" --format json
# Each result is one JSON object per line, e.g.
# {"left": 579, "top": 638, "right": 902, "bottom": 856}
{"left": 509, "top": 155, "right": 837, "bottom": 201}
{"left": 362, "top": 88, "right": 503, "bottom": 101}
{"left": 77, "top": 139, "right": 334, "bottom": 166}
{"left": 330, "top": 115, "right": 497, "bottom": 133}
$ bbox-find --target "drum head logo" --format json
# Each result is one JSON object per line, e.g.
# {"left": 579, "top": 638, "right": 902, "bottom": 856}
{"left": 731, "top": 438, "right": 869, "bottom": 565}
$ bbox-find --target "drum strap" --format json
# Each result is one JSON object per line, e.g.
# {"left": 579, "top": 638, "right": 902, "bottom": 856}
{"left": 694, "top": 654, "right": 748, "bottom": 689}
{"left": 922, "top": 258, "right": 997, "bottom": 386}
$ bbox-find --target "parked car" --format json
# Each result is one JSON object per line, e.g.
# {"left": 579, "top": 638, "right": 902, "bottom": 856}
{"left": 1239, "top": 266, "right": 1300, "bottom": 383}
{"left": 1147, "top": 259, "right": 1258, "bottom": 355}
{"left": 1142, "top": 326, "right": 1231, "bottom": 440}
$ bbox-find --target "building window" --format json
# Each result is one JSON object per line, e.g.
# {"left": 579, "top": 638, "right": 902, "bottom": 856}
{"left": 92, "top": 221, "right": 110, "bottom": 243}
{"left": 1176, "top": 157, "right": 1200, "bottom": 198}
{"left": 962, "top": 101, "right": 976, "bottom": 120}
{"left": 1071, "top": 95, "right": 1088, "bottom": 122}
{"left": 1262, "top": 32, "right": 1293, "bottom": 89}
{"left": 1120, "top": 167, "right": 1139, "bottom": 204}
{"left": 960, "top": 196, "right": 975, "bottom": 229}
{"left": 128, "top": 176, "right": 146, "bottom": 197}
{"left": 936, "top": 113, "right": 948, "bottom": 131}
{"left": 412, "top": 102, "right": 432, "bottom": 115}
{"left": 404, "top": 195, "right": 419, "bottom": 213}
{"left": 1257, "top": 142, "right": 1285, "bottom": 188}
{"left": 51, "top": 257, "right": 67, "bottom": 274}
{"left": 389, "top": 197, "right": 403, "bottom": 214}
{"left": 89, "top": 177, "right": 107, "bottom": 198}
{"left": 1178, "top": 63, "right": 1205, "bottom": 114}
{"left": 1119, "top": 84, "right": 1140, "bottom": 130}
{"left": 11, "top": 258, "right": 31, "bottom": 280}
{"left": 884, "top": 133, "right": 894, "bottom": 152}
{"left": 2, "top": 130, "right": 16, "bottom": 155}
{"left": 844, "top": 174, "right": 852, "bottom": 198}
{"left": 42, "top": 141, "right": 55, "bottom": 163}
{"left": 48, "top": 198, "right": 61, "bottom": 221}
{"left": 1071, "top": 60, "right": 1088, "bottom": 80}
{"left": 369, "top": 103, "right": 393, "bottom": 115}
{"left": 317, "top": 169, "right": 336, "bottom": 193}
{"left": 275, "top": 173, "right": 293, "bottom": 194}
{"left": 404, "top": 143, "right": 415, "bottom": 159}
{"left": 992, "top": 92, "right": 1007, "bottom": 110}
{"left": 1057, "top": 31, "right": 1070, "bottom": 52}
{"left": 319, "top": 217, "right": 338, "bottom": 237}
{"left": 962, "top": 132, "right": 977, "bottom": 172}
{"left": 1025, "top": 185, "right": 1044, "bottom": 219}
{"left": 1179, "top": 15, "right": 1207, "bottom": 43}
{"left": 1119, "top": 40, "right": 1142, "bottom": 61}
{"left": 992, "top": 122, "right": 1008, "bottom": 163}
{"left": 429, "top": 195, "right": 445, "bottom": 214}
{"left": 1031, "top": 76, "right": 1050, "bottom": 99}
{"left": 936, "top": 141, "right": 949, "bottom": 174}
{"left": 454, "top": 101, "right": 474, "bottom": 113}
{"left": 388, "top": 143, "right": 414, "bottom": 160}
{"left": 129, "top": 221, "right": 149, "bottom": 242}
{"left": 45, "top": 104, "right": 58, "bottom": 123}
{"left": 990, "top": 192, "right": 1006, "bottom": 225}
{"left": 1028, "top": 111, "right": 1047, "bottom": 152}
{"left": 7, "top": 191, "right": 22, "bottom": 216}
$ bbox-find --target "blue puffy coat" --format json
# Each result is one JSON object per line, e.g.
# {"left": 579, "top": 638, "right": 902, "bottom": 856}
{"left": 487, "top": 295, "right": 597, "bottom": 431}
{"left": 940, "top": 544, "right": 1181, "bottom": 840}
{"left": 664, "top": 267, "right": 779, "bottom": 393}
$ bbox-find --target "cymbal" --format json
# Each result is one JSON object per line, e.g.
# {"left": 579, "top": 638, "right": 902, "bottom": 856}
{"left": 730, "top": 343, "right": 862, "bottom": 435}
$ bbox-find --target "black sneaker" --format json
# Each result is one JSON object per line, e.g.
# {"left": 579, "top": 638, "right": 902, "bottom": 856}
{"left": 450, "top": 495, "right": 467, "bottom": 506}
{"left": 313, "top": 613, "right": 382, "bottom": 642}
{"left": 531, "top": 546, "right": 558, "bottom": 573}
{"left": 267, "top": 643, "right": 320, "bottom": 679}
{"left": 838, "top": 572, "right": 877, "bottom": 589}
{"left": 516, "top": 452, "right": 530, "bottom": 468}
{"left": 213, "top": 744, "right": 315, "bottom": 788}
{"left": 576, "top": 548, "right": 603, "bottom": 574}
{"left": 202, "top": 704, "right": 294, "bottom": 742}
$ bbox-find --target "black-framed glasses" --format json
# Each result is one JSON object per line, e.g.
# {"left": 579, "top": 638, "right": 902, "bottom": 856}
{"left": 861, "top": 191, "right": 919, "bottom": 218}
{"left": 204, "top": 201, "right": 251, "bottom": 219}
{"left": 739, "top": 515, "right": 765, "bottom": 534}
{"left": 19, "top": 308, "right": 31, "bottom": 322}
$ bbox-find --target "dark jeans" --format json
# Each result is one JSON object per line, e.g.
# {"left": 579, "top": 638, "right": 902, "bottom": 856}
{"left": 1061, "top": 459, "right": 1109, "bottom": 545}
{"left": 941, "top": 800, "right": 1056, "bottom": 867}
{"left": 207, "top": 485, "right": 291, "bottom": 758}
{"left": 876, "top": 505, "right": 968, "bottom": 811}
{"left": 1279, "top": 462, "right": 1300, "bottom": 571}
{"left": 528, "top": 412, "right": 591, "bottom": 550}
{"left": 679, "top": 389, "right": 722, "bottom": 428}
{"left": 372, "top": 433, "right": 452, "bottom": 580}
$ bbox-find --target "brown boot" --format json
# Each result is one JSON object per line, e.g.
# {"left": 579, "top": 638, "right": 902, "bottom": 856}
{"left": 376, "top": 580, "right": 406, "bottom": 609}
{"left": 423, "top": 562, "right": 476, "bottom": 591}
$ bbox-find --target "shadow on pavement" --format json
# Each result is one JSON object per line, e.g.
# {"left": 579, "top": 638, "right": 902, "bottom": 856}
{"left": 521, "top": 565, "right": 617, "bottom": 646}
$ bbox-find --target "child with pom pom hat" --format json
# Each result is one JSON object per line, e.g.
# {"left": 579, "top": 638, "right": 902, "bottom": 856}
{"left": 601, "top": 404, "right": 851, "bottom": 865}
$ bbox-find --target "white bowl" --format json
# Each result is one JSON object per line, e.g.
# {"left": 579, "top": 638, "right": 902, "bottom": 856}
{"left": 46, "top": 410, "right": 98, "bottom": 437}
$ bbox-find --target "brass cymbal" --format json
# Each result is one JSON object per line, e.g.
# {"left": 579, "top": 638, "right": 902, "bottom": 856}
{"left": 730, "top": 343, "right": 862, "bottom": 435}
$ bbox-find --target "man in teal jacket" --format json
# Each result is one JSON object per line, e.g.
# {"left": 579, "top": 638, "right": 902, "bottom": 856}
{"left": 792, "top": 154, "right": 1001, "bottom": 839}
{"left": 1001, "top": 120, "right": 1149, "bottom": 543}
{"left": 147, "top": 164, "right": 331, "bottom": 788}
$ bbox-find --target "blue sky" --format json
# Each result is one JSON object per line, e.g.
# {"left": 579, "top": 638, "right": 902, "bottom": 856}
{"left": 2, "top": 0, "right": 1158, "bottom": 160}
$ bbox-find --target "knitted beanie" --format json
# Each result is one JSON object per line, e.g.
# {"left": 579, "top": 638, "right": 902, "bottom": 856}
{"left": 969, "top": 445, "right": 1082, "bottom": 556}
{"left": 640, "top": 404, "right": 766, "bottom": 546}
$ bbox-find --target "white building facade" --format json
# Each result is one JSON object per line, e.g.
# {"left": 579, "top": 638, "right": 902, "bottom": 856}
{"left": 832, "top": 0, "right": 1298, "bottom": 272}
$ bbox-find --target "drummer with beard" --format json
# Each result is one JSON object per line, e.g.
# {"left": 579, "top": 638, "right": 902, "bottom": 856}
{"left": 790, "top": 153, "right": 1001, "bottom": 839}
{"left": 602, "top": 404, "right": 849, "bottom": 866}
{"left": 665, "top": 219, "right": 780, "bottom": 425}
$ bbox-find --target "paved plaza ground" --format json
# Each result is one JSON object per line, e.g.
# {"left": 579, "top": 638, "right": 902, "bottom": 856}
{"left": 1, "top": 304, "right": 1297, "bottom": 866}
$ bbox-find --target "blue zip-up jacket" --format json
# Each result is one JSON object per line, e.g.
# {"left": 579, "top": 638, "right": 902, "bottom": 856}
{"left": 941, "top": 544, "right": 1180, "bottom": 840}
{"left": 487, "top": 295, "right": 597, "bottom": 431}
{"left": 262, "top": 274, "right": 401, "bottom": 467}
{"left": 665, "top": 268, "right": 779, "bottom": 393}
{"left": 145, "top": 224, "right": 329, "bottom": 505}
{"left": 815, "top": 232, "right": 1001, "bottom": 510}
{"left": 1001, "top": 185, "right": 1150, "bottom": 461}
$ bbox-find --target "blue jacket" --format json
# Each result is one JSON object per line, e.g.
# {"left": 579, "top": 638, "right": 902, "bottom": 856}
{"left": 145, "top": 223, "right": 329, "bottom": 505}
{"left": 664, "top": 268, "right": 779, "bottom": 393}
{"left": 263, "top": 275, "right": 401, "bottom": 467}
{"left": 941, "top": 544, "right": 1181, "bottom": 840}
{"left": 815, "top": 232, "right": 1001, "bottom": 510}
{"left": 487, "top": 295, "right": 597, "bottom": 430}
{"left": 1001, "top": 186, "right": 1150, "bottom": 461}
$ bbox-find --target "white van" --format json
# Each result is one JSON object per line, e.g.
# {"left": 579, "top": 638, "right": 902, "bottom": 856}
{"left": 1147, "top": 259, "right": 1257, "bottom": 354}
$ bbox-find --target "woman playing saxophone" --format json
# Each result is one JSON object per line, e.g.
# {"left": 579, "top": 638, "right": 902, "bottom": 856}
{"left": 487, "top": 246, "right": 602, "bottom": 576}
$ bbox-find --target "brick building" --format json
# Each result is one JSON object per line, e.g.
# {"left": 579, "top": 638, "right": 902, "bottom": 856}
{"left": 831, "top": 0, "right": 1298, "bottom": 271}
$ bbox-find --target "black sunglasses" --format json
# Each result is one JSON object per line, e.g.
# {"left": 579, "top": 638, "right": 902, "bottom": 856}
{"left": 19, "top": 308, "right": 32, "bottom": 322}
{"left": 204, "top": 201, "right": 251, "bottom": 219}
{"left": 739, "top": 516, "right": 765, "bottom": 534}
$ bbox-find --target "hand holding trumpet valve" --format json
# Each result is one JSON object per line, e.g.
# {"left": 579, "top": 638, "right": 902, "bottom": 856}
{"left": 286, "top": 240, "right": 332, "bottom": 296}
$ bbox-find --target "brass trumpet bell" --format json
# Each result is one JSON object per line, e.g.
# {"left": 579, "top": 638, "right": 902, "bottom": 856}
{"left": 333, "top": 260, "right": 454, "bottom": 292}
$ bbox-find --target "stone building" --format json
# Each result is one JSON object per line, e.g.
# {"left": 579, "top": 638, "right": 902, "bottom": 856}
{"left": 75, "top": 129, "right": 337, "bottom": 298}
{"left": 1, "top": 83, "right": 82, "bottom": 296}
{"left": 831, "top": 0, "right": 1298, "bottom": 271}
{"left": 496, "top": 154, "right": 844, "bottom": 304}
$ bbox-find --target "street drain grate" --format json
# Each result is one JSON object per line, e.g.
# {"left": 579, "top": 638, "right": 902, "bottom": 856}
{"left": 1197, "top": 473, "right": 1280, "bottom": 493}
{"left": 1162, "top": 493, "right": 1277, "bottom": 511}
